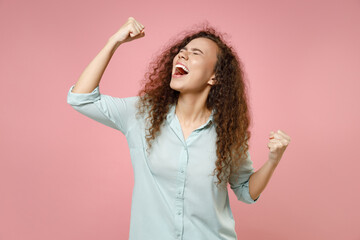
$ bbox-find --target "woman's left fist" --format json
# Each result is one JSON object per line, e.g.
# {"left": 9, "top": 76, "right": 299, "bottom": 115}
{"left": 267, "top": 130, "right": 291, "bottom": 165}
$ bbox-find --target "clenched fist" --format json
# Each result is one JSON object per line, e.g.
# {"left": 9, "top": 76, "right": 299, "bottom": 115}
{"left": 109, "top": 17, "right": 145, "bottom": 44}
{"left": 267, "top": 130, "right": 291, "bottom": 165}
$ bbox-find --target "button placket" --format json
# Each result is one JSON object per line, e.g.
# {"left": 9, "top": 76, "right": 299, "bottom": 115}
{"left": 174, "top": 145, "right": 188, "bottom": 240}
{"left": 177, "top": 188, "right": 182, "bottom": 199}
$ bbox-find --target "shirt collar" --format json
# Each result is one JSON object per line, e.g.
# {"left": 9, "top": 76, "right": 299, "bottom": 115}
{"left": 166, "top": 103, "right": 215, "bottom": 128}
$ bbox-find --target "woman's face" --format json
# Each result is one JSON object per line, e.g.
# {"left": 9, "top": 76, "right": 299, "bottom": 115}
{"left": 170, "top": 37, "right": 219, "bottom": 93}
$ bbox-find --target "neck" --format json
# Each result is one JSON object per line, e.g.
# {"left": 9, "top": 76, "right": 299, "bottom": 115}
{"left": 175, "top": 92, "right": 211, "bottom": 127}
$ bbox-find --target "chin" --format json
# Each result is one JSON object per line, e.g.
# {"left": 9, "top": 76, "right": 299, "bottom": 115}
{"left": 169, "top": 81, "right": 183, "bottom": 93}
{"left": 169, "top": 81, "right": 179, "bottom": 91}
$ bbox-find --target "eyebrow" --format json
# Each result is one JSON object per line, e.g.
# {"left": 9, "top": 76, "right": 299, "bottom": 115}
{"left": 181, "top": 47, "right": 204, "bottom": 54}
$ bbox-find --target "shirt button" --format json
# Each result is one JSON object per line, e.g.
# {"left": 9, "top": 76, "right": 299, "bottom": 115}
{"left": 177, "top": 211, "right": 181, "bottom": 215}
{"left": 180, "top": 169, "right": 184, "bottom": 173}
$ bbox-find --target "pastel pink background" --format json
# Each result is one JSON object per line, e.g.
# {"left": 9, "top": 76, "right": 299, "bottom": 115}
{"left": 1, "top": 0, "right": 359, "bottom": 239}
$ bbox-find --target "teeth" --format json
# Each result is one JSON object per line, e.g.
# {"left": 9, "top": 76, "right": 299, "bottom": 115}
{"left": 175, "top": 64, "right": 189, "bottom": 73}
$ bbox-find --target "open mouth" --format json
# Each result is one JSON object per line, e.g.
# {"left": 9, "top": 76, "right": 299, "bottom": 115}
{"left": 173, "top": 64, "right": 189, "bottom": 77}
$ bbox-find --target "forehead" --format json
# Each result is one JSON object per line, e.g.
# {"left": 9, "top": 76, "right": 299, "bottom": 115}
{"left": 186, "top": 37, "right": 219, "bottom": 55}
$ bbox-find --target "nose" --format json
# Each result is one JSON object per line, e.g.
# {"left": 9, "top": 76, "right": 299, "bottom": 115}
{"left": 178, "top": 49, "right": 188, "bottom": 60}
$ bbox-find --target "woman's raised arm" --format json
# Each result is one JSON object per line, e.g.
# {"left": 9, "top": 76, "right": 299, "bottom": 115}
{"left": 71, "top": 17, "right": 145, "bottom": 94}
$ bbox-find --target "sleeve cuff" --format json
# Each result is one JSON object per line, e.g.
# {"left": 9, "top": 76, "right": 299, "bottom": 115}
{"left": 241, "top": 179, "right": 260, "bottom": 204}
{"left": 67, "top": 85, "right": 101, "bottom": 106}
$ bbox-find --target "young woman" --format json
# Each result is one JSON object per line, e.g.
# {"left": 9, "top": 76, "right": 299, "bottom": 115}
{"left": 67, "top": 17, "right": 291, "bottom": 240}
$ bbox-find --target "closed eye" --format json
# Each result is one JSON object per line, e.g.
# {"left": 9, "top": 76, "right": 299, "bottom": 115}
{"left": 180, "top": 47, "right": 204, "bottom": 55}
{"left": 179, "top": 50, "right": 200, "bottom": 55}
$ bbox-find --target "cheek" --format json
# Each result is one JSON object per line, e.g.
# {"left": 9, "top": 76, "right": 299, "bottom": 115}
{"left": 194, "top": 62, "right": 213, "bottom": 77}
{"left": 191, "top": 60, "right": 207, "bottom": 73}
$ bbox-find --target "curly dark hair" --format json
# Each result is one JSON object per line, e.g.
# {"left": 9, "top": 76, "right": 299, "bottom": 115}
{"left": 135, "top": 22, "right": 252, "bottom": 188}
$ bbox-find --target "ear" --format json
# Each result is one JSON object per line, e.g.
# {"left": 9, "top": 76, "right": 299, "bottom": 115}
{"left": 207, "top": 74, "right": 216, "bottom": 86}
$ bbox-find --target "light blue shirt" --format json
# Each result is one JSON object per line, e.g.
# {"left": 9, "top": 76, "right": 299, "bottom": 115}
{"left": 67, "top": 84, "right": 260, "bottom": 240}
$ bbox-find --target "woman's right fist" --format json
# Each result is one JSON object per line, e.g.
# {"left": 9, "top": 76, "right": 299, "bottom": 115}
{"left": 110, "top": 17, "right": 145, "bottom": 44}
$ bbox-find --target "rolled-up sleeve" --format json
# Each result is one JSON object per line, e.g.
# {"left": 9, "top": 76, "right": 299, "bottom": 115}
{"left": 229, "top": 150, "right": 260, "bottom": 204}
{"left": 67, "top": 84, "right": 134, "bottom": 135}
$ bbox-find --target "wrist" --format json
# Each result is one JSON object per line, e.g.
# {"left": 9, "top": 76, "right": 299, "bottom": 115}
{"left": 267, "top": 158, "right": 279, "bottom": 169}
{"left": 106, "top": 37, "right": 122, "bottom": 54}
